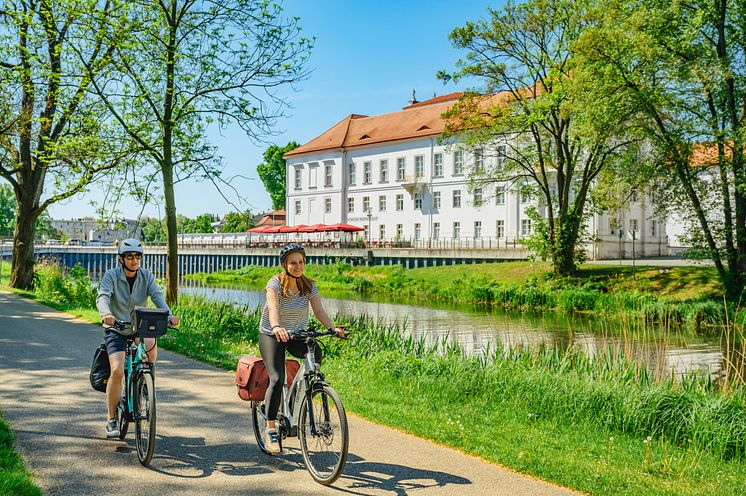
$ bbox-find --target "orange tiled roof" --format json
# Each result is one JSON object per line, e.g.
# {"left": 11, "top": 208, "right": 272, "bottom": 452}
{"left": 255, "top": 210, "right": 286, "bottom": 227}
{"left": 284, "top": 91, "right": 513, "bottom": 158}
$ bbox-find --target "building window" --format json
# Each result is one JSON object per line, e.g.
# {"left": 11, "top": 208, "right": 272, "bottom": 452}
{"left": 348, "top": 163, "right": 356, "bottom": 185}
{"left": 453, "top": 151, "right": 463, "bottom": 175}
{"left": 433, "top": 222, "right": 440, "bottom": 239}
{"left": 396, "top": 194, "right": 404, "bottom": 211}
{"left": 651, "top": 219, "right": 657, "bottom": 237}
{"left": 396, "top": 224, "right": 403, "bottom": 238}
{"left": 474, "top": 221, "right": 482, "bottom": 238}
{"left": 363, "top": 196, "right": 370, "bottom": 212}
{"left": 294, "top": 168, "right": 302, "bottom": 190}
{"left": 433, "top": 191, "right": 441, "bottom": 209}
{"left": 379, "top": 224, "right": 386, "bottom": 240}
{"left": 434, "top": 153, "right": 443, "bottom": 177}
{"left": 324, "top": 164, "right": 333, "bottom": 187}
{"left": 474, "top": 148, "right": 484, "bottom": 172}
{"left": 414, "top": 192, "right": 422, "bottom": 210}
{"left": 497, "top": 144, "right": 506, "bottom": 168}
{"left": 364, "top": 161, "right": 372, "bottom": 184}
{"left": 309, "top": 165, "right": 318, "bottom": 188}
{"left": 521, "top": 219, "right": 532, "bottom": 236}
{"left": 396, "top": 157, "right": 406, "bottom": 181}
{"left": 453, "top": 189, "right": 461, "bottom": 208}
{"left": 496, "top": 220, "right": 504, "bottom": 238}
{"left": 631, "top": 190, "right": 638, "bottom": 202}
{"left": 379, "top": 195, "right": 387, "bottom": 212}
{"left": 453, "top": 221, "right": 461, "bottom": 238}
{"left": 294, "top": 200, "right": 301, "bottom": 215}
{"left": 473, "top": 187, "right": 483, "bottom": 207}
{"left": 630, "top": 218, "right": 638, "bottom": 234}
{"left": 414, "top": 223, "right": 421, "bottom": 240}
{"left": 415, "top": 155, "right": 424, "bottom": 178}
{"left": 324, "top": 198, "right": 331, "bottom": 214}
{"left": 496, "top": 185, "right": 505, "bottom": 205}
{"left": 379, "top": 159, "right": 388, "bottom": 183}
{"left": 348, "top": 197, "right": 355, "bottom": 213}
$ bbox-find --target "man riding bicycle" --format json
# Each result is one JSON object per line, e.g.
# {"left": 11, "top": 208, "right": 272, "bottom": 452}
{"left": 96, "top": 238, "right": 179, "bottom": 438}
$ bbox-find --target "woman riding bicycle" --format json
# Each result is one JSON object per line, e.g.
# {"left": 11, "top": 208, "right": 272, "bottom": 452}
{"left": 96, "top": 238, "right": 179, "bottom": 438}
{"left": 259, "top": 243, "right": 344, "bottom": 454}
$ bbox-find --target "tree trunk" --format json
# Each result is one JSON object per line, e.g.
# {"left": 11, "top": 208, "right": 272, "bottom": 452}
{"left": 10, "top": 195, "right": 39, "bottom": 289}
{"left": 162, "top": 162, "right": 178, "bottom": 305}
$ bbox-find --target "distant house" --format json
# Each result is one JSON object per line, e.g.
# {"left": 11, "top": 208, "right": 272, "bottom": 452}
{"left": 253, "top": 209, "right": 286, "bottom": 228}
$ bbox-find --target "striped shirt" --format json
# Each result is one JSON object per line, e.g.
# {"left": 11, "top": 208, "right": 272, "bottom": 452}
{"left": 259, "top": 275, "right": 318, "bottom": 336}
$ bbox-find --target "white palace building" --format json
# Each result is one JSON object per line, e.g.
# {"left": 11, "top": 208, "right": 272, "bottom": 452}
{"left": 284, "top": 92, "right": 668, "bottom": 260}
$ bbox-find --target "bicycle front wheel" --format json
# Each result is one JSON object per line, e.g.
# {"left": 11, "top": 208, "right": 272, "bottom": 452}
{"left": 298, "top": 385, "right": 348, "bottom": 485}
{"left": 134, "top": 371, "right": 156, "bottom": 466}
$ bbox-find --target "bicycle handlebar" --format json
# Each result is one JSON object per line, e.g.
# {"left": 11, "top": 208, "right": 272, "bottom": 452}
{"left": 103, "top": 319, "right": 178, "bottom": 333}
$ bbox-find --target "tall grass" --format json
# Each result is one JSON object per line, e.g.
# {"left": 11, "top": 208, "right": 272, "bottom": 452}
{"left": 340, "top": 314, "right": 746, "bottom": 461}
{"left": 31, "top": 260, "right": 97, "bottom": 307}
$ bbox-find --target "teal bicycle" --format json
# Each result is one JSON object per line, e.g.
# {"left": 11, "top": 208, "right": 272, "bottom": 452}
{"left": 106, "top": 320, "right": 168, "bottom": 466}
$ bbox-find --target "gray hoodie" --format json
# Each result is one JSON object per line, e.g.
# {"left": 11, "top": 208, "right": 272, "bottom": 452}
{"left": 96, "top": 265, "right": 172, "bottom": 336}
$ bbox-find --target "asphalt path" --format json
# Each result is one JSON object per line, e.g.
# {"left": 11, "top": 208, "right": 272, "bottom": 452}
{"left": 0, "top": 290, "right": 581, "bottom": 496}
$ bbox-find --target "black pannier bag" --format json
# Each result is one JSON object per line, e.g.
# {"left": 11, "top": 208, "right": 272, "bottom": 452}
{"left": 131, "top": 306, "right": 169, "bottom": 338}
{"left": 90, "top": 343, "right": 110, "bottom": 392}
{"left": 130, "top": 307, "right": 168, "bottom": 338}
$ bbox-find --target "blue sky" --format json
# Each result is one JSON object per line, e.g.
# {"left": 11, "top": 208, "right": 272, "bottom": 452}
{"left": 49, "top": 0, "right": 503, "bottom": 221}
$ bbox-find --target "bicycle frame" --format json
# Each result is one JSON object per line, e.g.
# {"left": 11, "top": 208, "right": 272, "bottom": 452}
{"left": 121, "top": 339, "right": 152, "bottom": 421}
{"left": 278, "top": 338, "right": 329, "bottom": 437}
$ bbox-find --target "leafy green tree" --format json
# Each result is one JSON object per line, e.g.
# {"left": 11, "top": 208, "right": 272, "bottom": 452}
{"left": 182, "top": 214, "right": 214, "bottom": 234}
{"left": 85, "top": 1, "right": 312, "bottom": 303}
{"left": 220, "top": 211, "right": 253, "bottom": 233}
{"left": 0, "top": 0, "right": 133, "bottom": 289}
{"left": 0, "top": 184, "right": 14, "bottom": 236}
{"left": 258, "top": 142, "right": 299, "bottom": 210}
{"left": 576, "top": 0, "right": 746, "bottom": 297}
{"left": 142, "top": 217, "right": 167, "bottom": 243}
{"left": 439, "top": 0, "right": 640, "bottom": 276}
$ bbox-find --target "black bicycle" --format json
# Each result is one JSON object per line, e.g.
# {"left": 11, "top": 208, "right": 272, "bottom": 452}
{"left": 251, "top": 326, "right": 349, "bottom": 485}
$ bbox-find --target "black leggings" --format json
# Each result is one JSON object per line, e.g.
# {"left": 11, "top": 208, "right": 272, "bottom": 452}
{"left": 258, "top": 332, "right": 322, "bottom": 422}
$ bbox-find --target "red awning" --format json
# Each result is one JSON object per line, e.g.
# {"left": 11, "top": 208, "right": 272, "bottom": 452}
{"left": 324, "top": 223, "right": 365, "bottom": 232}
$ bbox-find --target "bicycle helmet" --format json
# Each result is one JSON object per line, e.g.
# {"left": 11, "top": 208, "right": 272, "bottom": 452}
{"left": 279, "top": 243, "right": 305, "bottom": 264}
{"left": 118, "top": 238, "right": 144, "bottom": 255}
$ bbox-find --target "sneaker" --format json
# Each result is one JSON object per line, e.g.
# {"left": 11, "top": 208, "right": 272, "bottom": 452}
{"left": 266, "top": 428, "right": 281, "bottom": 454}
{"left": 105, "top": 419, "right": 120, "bottom": 438}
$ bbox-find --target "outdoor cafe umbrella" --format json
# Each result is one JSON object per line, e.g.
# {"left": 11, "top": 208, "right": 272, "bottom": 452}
{"left": 322, "top": 223, "right": 364, "bottom": 232}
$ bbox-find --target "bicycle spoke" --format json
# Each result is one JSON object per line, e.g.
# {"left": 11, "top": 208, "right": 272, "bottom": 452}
{"left": 299, "top": 386, "right": 348, "bottom": 485}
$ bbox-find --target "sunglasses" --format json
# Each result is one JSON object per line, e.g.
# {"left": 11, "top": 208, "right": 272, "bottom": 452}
{"left": 123, "top": 254, "right": 142, "bottom": 260}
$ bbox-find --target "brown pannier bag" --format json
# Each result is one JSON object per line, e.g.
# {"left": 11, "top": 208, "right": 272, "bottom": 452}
{"left": 235, "top": 355, "right": 300, "bottom": 401}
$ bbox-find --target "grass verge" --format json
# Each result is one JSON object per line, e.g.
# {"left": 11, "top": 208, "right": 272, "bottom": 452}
{"left": 0, "top": 412, "right": 41, "bottom": 496}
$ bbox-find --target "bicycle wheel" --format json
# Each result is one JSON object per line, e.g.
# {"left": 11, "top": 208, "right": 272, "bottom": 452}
{"left": 116, "top": 398, "right": 129, "bottom": 440}
{"left": 116, "top": 377, "right": 129, "bottom": 439}
{"left": 134, "top": 371, "right": 156, "bottom": 466}
{"left": 251, "top": 401, "right": 274, "bottom": 455}
{"left": 298, "top": 385, "right": 348, "bottom": 485}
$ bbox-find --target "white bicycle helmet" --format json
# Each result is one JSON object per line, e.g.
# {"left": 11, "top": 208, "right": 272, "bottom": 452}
{"left": 118, "top": 238, "right": 144, "bottom": 255}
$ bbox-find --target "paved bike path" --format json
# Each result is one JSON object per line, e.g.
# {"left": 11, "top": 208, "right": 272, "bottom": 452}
{"left": 0, "top": 290, "right": 581, "bottom": 496}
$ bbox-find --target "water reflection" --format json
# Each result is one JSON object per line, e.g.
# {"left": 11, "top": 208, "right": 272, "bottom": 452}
{"left": 179, "top": 280, "right": 732, "bottom": 381}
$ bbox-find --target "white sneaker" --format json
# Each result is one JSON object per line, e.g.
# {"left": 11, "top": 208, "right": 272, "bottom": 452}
{"left": 105, "top": 419, "right": 120, "bottom": 438}
{"left": 266, "top": 428, "right": 281, "bottom": 454}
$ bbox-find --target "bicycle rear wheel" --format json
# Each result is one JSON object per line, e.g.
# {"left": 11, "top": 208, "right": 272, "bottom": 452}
{"left": 134, "top": 371, "right": 156, "bottom": 466}
{"left": 298, "top": 385, "right": 348, "bottom": 485}
{"left": 251, "top": 401, "right": 275, "bottom": 455}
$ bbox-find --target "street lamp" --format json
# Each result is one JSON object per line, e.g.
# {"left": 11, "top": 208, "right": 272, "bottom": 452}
{"left": 366, "top": 208, "right": 372, "bottom": 246}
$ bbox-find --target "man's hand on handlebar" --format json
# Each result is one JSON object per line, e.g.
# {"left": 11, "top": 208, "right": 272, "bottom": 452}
{"left": 103, "top": 314, "right": 116, "bottom": 327}
{"left": 169, "top": 315, "right": 180, "bottom": 327}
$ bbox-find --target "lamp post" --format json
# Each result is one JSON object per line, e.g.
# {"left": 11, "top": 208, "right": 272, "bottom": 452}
{"left": 366, "top": 208, "right": 372, "bottom": 246}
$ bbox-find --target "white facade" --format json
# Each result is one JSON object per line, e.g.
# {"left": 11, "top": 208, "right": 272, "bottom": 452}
{"left": 286, "top": 140, "right": 667, "bottom": 259}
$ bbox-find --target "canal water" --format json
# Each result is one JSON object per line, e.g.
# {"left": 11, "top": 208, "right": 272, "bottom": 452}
{"left": 179, "top": 280, "right": 730, "bottom": 381}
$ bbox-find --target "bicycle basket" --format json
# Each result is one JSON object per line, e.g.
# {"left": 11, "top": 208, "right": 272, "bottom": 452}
{"left": 131, "top": 307, "right": 169, "bottom": 338}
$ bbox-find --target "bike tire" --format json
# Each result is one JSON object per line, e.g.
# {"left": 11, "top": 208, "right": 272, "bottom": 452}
{"left": 251, "top": 401, "right": 275, "bottom": 455}
{"left": 134, "top": 371, "right": 156, "bottom": 466}
{"left": 117, "top": 377, "right": 129, "bottom": 439}
{"left": 298, "top": 385, "right": 348, "bottom": 485}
